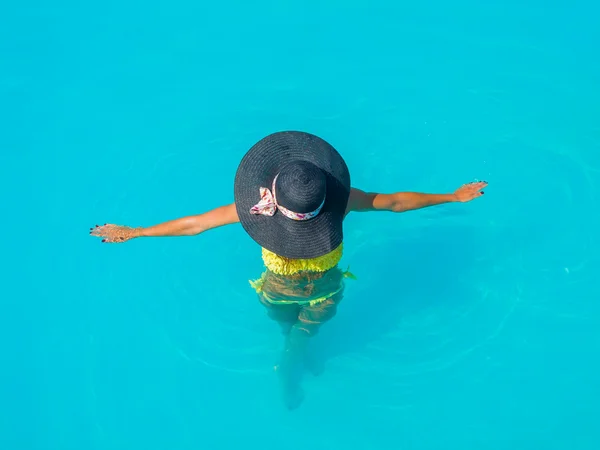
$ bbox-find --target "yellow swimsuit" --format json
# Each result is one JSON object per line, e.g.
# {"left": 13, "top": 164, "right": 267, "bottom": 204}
{"left": 250, "top": 243, "right": 355, "bottom": 306}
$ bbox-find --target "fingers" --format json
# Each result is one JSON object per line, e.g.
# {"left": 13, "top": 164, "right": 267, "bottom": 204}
{"left": 89, "top": 224, "right": 105, "bottom": 237}
{"left": 476, "top": 181, "right": 487, "bottom": 196}
{"left": 458, "top": 180, "right": 487, "bottom": 201}
{"left": 100, "top": 236, "right": 126, "bottom": 243}
{"left": 465, "top": 181, "right": 487, "bottom": 189}
{"left": 468, "top": 184, "right": 485, "bottom": 198}
{"left": 89, "top": 224, "right": 127, "bottom": 243}
{"left": 472, "top": 185, "right": 485, "bottom": 199}
{"left": 464, "top": 181, "right": 488, "bottom": 195}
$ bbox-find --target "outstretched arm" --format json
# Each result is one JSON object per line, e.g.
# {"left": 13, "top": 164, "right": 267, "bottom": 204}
{"left": 90, "top": 203, "right": 239, "bottom": 243}
{"left": 345, "top": 181, "right": 487, "bottom": 215}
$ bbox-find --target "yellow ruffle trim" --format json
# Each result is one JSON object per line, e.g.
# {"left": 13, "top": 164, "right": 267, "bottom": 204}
{"left": 261, "top": 243, "right": 344, "bottom": 275}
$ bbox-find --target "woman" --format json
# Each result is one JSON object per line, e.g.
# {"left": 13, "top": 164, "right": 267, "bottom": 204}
{"left": 91, "top": 131, "right": 487, "bottom": 409}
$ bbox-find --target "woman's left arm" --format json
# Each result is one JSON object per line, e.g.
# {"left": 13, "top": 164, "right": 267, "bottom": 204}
{"left": 345, "top": 181, "right": 487, "bottom": 215}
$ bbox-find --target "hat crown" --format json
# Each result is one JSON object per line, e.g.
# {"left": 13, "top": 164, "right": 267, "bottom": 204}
{"left": 275, "top": 161, "right": 326, "bottom": 214}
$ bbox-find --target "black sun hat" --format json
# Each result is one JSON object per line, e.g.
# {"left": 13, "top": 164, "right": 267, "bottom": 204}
{"left": 234, "top": 131, "right": 351, "bottom": 259}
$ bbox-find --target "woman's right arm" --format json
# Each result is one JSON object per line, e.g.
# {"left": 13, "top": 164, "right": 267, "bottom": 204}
{"left": 345, "top": 181, "right": 487, "bottom": 215}
{"left": 90, "top": 203, "right": 239, "bottom": 243}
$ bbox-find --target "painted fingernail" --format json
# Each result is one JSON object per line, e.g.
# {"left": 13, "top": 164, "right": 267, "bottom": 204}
{"left": 102, "top": 239, "right": 106, "bottom": 242}
{"left": 481, "top": 191, "right": 485, "bottom": 194}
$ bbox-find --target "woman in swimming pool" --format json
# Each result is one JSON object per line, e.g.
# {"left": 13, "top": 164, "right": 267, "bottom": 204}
{"left": 90, "top": 131, "right": 487, "bottom": 409}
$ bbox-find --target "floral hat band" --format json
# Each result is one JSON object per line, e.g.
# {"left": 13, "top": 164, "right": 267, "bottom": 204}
{"left": 250, "top": 174, "right": 325, "bottom": 221}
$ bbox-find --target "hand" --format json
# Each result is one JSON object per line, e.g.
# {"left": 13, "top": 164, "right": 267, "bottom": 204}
{"left": 453, "top": 181, "right": 487, "bottom": 202}
{"left": 89, "top": 224, "right": 142, "bottom": 243}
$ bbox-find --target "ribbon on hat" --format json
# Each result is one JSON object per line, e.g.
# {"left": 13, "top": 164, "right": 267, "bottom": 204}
{"left": 250, "top": 186, "right": 278, "bottom": 216}
{"left": 250, "top": 174, "right": 325, "bottom": 221}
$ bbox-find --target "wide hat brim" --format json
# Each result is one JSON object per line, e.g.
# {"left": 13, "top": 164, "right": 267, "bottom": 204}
{"left": 234, "top": 131, "right": 351, "bottom": 259}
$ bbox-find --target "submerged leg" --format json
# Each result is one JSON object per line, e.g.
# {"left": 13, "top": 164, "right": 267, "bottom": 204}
{"left": 299, "top": 294, "right": 342, "bottom": 376}
{"left": 277, "top": 325, "right": 310, "bottom": 410}
{"left": 277, "top": 294, "right": 343, "bottom": 410}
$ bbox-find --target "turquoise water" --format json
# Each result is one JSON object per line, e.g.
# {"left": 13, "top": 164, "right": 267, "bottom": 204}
{"left": 3, "top": 0, "right": 600, "bottom": 449}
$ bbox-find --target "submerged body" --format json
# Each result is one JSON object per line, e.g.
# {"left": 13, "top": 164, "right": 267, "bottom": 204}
{"left": 252, "top": 244, "right": 352, "bottom": 407}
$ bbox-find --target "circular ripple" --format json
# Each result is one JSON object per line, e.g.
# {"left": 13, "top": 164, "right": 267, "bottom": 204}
{"left": 96, "top": 76, "right": 599, "bottom": 413}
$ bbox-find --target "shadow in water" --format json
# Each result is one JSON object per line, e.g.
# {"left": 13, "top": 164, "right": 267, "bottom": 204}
{"left": 310, "top": 224, "right": 481, "bottom": 367}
